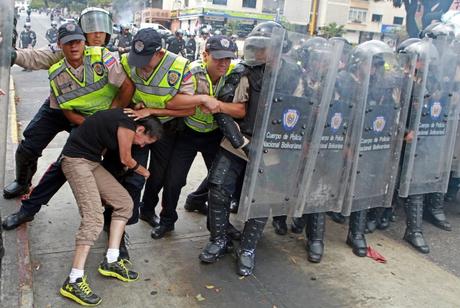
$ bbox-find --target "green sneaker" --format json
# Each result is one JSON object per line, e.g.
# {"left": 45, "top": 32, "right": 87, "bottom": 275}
{"left": 60, "top": 276, "right": 102, "bottom": 306}
{"left": 98, "top": 257, "right": 139, "bottom": 282}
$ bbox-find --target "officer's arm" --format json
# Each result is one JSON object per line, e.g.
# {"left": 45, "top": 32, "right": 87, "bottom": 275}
{"left": 62, "top": 110, "right": 85, "bottom": 126}
{"left": 14, "top": 46, "right": 63, "bottom": 70}
{"left": 214, "top": 101, "right": 246, "bottom": 119}
{"left": 111, "top": 77, "right": 135, "bottom": 108}
{"left": 144, "top": 107, "right": 195, "bottom": 117}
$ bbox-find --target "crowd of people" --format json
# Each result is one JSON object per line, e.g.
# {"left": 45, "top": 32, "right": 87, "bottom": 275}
{"left": 2, "top": 6, "right": 460, "bottom": 306}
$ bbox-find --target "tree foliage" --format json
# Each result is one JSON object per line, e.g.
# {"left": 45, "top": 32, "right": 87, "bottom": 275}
{"left": 321, "top": 22, "right": 345, "bottom": 38}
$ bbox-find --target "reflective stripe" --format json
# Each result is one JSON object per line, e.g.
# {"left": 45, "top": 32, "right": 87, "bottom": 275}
{"left": 48, "top": 64, "right": 66, "bottom": 81}
{"left": 184, "top": 117, "right": 218, "bottom": 132}
{"left": 56, "top": 77, "right": 108, "bottom": 104}
{"left": 84, "top": 56, "right": 94, "bottom": 84}
{"left": 134, "top": 83, "right": 178, "bottom": 96}
{"left": 151, "top": 53, "right": 176, "bottom": 85}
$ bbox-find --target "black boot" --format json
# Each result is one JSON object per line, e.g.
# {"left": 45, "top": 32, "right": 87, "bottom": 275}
{"left": 199, "top": 189, "right": 231, "bottom": 263}
{"left": 3, "top": 144, "right": 38, "bottom": 199}
{"left": 272, "top": 215, "right": 287, "bottom": 235}
{"left": 404, "top": 195, "right": 429, "bottom": 253}
{"left": 291, "top": 216, "right": 306, "bottom": 234}
{"left": 365, "top": 208, "right": 377, "bottom": 234}
{"left": 327, "top": 211, "right": 346, "bottom": 224}
{"left": 305, "top": 213, "right": 325, "bottom": 263}
{"left": 424, "top": 193, "right": 452, "bottom": 231}
{"left": 2, "top": 211, "right": 34, "bottom": 230}
{"left": 377, "top": 207, "right": 393, "bottom": 230}
{"left": 229, "top": 199, "right": 239, "bottom": 214}
{"left": 236, "top": 217, "right": 267, "bottom": 276}
{"left": 346, "top": 210, "right": 368, "bottom": 257}
{"left": 227, "top": 223, "right": 241, "bottom": 241}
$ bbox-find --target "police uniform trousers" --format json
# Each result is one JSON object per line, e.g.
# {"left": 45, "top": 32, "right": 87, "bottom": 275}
{"left": 140, "top": 119, "right": 182, "bottom": 217}
{"left": 160, "top": 125, "right": 222, "bottom": 226}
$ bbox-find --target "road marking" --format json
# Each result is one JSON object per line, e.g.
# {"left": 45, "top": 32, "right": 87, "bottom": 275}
{"left": 9, "top": 76, "right": 18, "bottom": 144}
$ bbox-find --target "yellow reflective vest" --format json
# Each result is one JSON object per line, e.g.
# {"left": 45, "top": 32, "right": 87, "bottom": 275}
{"left": 49, "top": 47, "right": 118, "bottom": 116}
{"left": 121, "top": 51, "right": 188, "bottom": 122}
{"left": 185, "top": 60, "right": 236, "bottom": 133}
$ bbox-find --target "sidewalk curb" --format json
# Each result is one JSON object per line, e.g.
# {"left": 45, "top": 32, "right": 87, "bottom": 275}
{"left": 7, "top": 76, "right": 34, "bottom": 308}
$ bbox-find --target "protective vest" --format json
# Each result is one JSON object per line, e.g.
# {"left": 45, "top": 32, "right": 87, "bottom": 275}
{"left": 184, "top": 60, "right": 237, "bottom": 132}
{"left": 49, "top": 47, "right": 117, "bottom": 116}
{"left": 121, "top": 51, "right": 188, "bottom": 123}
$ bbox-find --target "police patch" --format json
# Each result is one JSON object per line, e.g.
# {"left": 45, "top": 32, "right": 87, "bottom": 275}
{"left": 373, "top": 116, "right": 386, "bottom": 133}
{"left": 167, "top": 71, "right": 181, "bottom": 86}
{"left": 65, "top": 23, "right": 75, "bottom": 32}
{"left": 92, "top": 62, "right": 104, "bottom": 76}
{"left": 431, "top": 101, "right": 442, "bottom": 119}
{"left": 134, "top": 40, "right": 144, "bottom": 53}
{"left": 282, "top": 109, "right": 300, "bottom": 131}
{"left": 220, "top": 38, "right": 230, "bottom": 48}
{"left": 331, "top": 113, "right": 342, "bottom": 131}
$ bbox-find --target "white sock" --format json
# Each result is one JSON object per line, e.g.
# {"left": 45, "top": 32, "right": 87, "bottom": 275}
{"left": 69, "top": 268, "right": 84, "bottom": 283}
{"left": 106, "top": 248, "right": 120, "bottom": 263}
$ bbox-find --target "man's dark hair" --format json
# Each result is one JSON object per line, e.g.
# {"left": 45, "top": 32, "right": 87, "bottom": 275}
{"left": 136, "top": 116, "right": 163, "bottom": 140}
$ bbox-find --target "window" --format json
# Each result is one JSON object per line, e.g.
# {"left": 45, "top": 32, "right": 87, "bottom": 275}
{"left": 371, "top": 14, "right": 382, "bottom": 23}
{"left": 212, "top": 0, "right": 227, "bottom": 5}
{"left": 243, "top": 0, "right": 257, "bottom": 8}
{"left": 393, "top": 16, "right": 404, "bottom": 25}
{"left": 348, "top": 8, "right": 367, "bottom": 23}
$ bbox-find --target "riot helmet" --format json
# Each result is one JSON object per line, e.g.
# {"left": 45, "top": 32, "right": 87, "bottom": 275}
{"left": 296, "top": 37, "right": 328, "bottom": 68}
{"left": 348, "top": 40, "right": 393, "bottom": 80}
{"left": 243, "top": 21, "right": 288, "bottom": 66}
{"left": 51, "top": 20, "right": 58, "bottom": 28}
{"left": 396, "top": 38, "right": 421, "bottom": 53}
{"left": 24, "top": 22, "right": 31, "bottom": 29}
{"left": 79, "top": 7, "right": 112, "bottom": 45}
{"left": 175, "top": 29, "right": 184, "bottom": 37}
{"left": 214, "top": 29, "right": 222, "bottom": 36}
{"left": 419, "top": 22, "right": 454, "bottom": 40}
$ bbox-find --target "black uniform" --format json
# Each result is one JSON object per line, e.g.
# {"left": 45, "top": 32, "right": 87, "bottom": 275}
{"left": 46, "top": 27, "right": 58, "bottom": 44}
{"left": 166, "top": 36, "right": 185, "bottom": 56}
{"left": 19, "top": 29, "right": 36, "bottom": 48}
{"left": 185, "top": 37, "right": 196, "bottom": 61}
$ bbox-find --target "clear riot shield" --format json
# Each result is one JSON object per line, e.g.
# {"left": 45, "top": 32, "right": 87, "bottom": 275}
{"left": 293, "top": 43, "right": 361, "bottom": 215}
{"left": 399, "top": 38, "right": 460, "bottom": 197}
{"left": 237, "top": 29, "right": 341, "bottom": 222}
{"left": 0, "top": 1, "right": 14, "bottom": 189}
{"left": 342, "top": 40, "right": 416, "bottom": 215}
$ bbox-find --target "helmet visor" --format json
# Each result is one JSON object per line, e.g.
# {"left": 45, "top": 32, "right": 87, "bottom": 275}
{"left": 80, "top": 10, "right": 112, "bottom": 35}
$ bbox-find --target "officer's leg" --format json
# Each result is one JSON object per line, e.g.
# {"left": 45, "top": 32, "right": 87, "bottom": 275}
{"left": 4, "top": 99, "right": 71, "bottom": 198}
{"left": 445, "top": 173, "right": 460, "bottom": 202}
{"left": 291, "top": 215, "right": 306, "bottom": 234}
{"left": 184, "top": 177, "right": 209, "bottom": 214}
{"left": 404, "top": 194, "right": 429, "bottom": 253}
{"left": 346, "top": 209, "right": 367, "bottom": 257}
{"left": 366, "top": 208, "right": 378, "bottom": 233}
{"left": 2, "top": 159, "right": 67, "bottom": 230}
{"left": 140, "top": 128, "right": 177, "bottom": 226}
{"left": 151, "top": 129, "right": 198, "bottom": 239}
{"left": 424, "top": 192, "right": 452, "bottom": 231}
{"left": 200, "top": 150, "right": 246, "bottom": 263}
{"left": 326, "top": 211, "right": 346, "bottom": 224}
{"left": 272, "top": 215, "right": 288, "bottom": 235}
{"left": 305, "top": 212, "right": 326, "bottom": 263}
{"left": 236, "top": 217, "right": 268, "bottom": 276}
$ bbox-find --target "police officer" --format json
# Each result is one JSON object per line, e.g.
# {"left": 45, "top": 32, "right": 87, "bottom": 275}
{"left": 116, "top": 28, "right": 193, "bottom": 230}
{"left": 46, "top": 20, "right": 59, "bottom": 44}
{"left": 2, "top": 8, "right": 116, "bottom": 228}
{"left": 196, "top": 28, "right": 210, "bottom": 60}
{"left": 185, "top": 31, "right": 197, "bottom": 61}
{"left": 111, "top": 24, "right": 133, "bottom": 58}
{"left": 230, "top": 34, "right": 238, "bottom": 58}
{"left": 19, "top": 22, "right": 36, "bottom": 49}
{"left": 150, "top": 35, "right": 242, "bottom": 239}
{"left": 166, "top": 29, "right": 186, "bottom": 57}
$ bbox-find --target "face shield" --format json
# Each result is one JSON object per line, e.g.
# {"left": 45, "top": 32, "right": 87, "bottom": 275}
{"left": 243, "top": 36, "right": 271, "bottom": 66}
{"left": 79, "top": 8, "right": 112, "bottom": 36}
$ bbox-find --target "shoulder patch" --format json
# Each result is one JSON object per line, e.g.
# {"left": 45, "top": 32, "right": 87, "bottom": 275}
{"left": 168, "top": 70, "right": 181, "bottom": 86}
{"left": 103, "top": 51, "right": 116, "bottom": 68}
{"left": 183, "top": 68, "right": 192, "bottom": 82}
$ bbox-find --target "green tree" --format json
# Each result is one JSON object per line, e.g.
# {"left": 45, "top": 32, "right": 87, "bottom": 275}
{"left": 321, "top": 22, "right": 345, "bottom": 38}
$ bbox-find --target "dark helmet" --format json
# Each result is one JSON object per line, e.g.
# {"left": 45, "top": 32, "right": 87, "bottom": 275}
{"left": 243, "top": 21, "right": 286, "bottom": 66}
{"left": 51, "top": 20, "right": 58, "bottom": 27}
{"left": 396, "top": 38, "right": 421, "bottom": 53}
{"left": 296, "top": 37, "right": 328, "bottom": 67}
{"left": 24, "top": 22, "right": 31, "bottom": 29}
{"left": 348, "top": 40, "right": 392, "bottom": 74}
{"left": 175, "top": 29, "right": 184, "bottom": 36}
{"left": 79, "top": 7, "right": 113, "bottom": 45}
{"left": 419, "top": 22, "right": 454, "bottom": 40}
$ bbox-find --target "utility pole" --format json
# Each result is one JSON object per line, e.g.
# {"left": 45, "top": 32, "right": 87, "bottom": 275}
{"left": 309, "top": 0, "right": 319, "bottom": 35}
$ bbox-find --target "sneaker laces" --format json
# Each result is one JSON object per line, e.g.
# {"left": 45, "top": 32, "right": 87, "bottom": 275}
{"left": 116, "top": 258, "right": 132, "bottom": 276}
{"left": 77, "top": 276, "right": 93, "bottom": 295}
